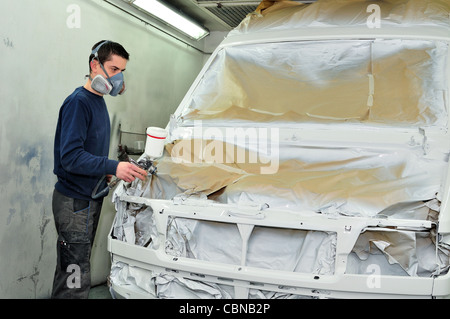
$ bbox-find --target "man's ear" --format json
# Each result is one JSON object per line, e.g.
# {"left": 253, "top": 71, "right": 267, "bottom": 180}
{"left": 90, "top": 60, "right": 99, "bottom": 73}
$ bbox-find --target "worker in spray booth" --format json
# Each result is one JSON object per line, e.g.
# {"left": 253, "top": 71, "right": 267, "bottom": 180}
{"left": 51, "top": 40, "right": 147, "bottom": 299}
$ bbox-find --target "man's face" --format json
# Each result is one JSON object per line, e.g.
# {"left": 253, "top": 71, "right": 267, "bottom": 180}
{"left": 91, "top": 54, "right": 127, "bottom": 79}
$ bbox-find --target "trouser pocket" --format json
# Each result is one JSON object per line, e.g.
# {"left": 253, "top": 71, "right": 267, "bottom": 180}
{"left": 72, "top": 198, "right": 91, "bottom": 234}
{"left": 53, "top": 231, "right": 92, "bottom": 298}
{"left": 58, "top": 231, "right": 91, "bottom": 272}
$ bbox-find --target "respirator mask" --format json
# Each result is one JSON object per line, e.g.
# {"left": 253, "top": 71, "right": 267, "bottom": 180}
{"left": 89, "top": 41, "right": 126, "bottom": 96}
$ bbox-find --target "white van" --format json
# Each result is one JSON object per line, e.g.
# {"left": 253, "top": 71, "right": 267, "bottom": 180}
{"left": 107, "top": 0, "right": 450, "bottom": 299}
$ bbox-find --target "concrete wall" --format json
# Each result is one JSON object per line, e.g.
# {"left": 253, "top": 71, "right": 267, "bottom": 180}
{"left": 0, "top": 0, "right": 206, "bottom": 298}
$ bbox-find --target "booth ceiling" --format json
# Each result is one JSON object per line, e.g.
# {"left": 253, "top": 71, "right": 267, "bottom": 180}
{"left": 163, "top": 0, "right": 316, "bottom": 31}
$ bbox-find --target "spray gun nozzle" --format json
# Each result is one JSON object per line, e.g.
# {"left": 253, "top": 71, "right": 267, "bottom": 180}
{"left": 130, "top": 157, "right": 157, "bottom": 175}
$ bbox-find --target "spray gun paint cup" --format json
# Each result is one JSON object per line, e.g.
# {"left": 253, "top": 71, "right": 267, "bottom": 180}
{"left": 145, "top": 127, "right": 168, "bottom": 160}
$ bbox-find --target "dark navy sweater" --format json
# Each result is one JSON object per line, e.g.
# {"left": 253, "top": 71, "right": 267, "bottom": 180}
{"left": 54, "top": 87, "right": 119, "bottom": 201}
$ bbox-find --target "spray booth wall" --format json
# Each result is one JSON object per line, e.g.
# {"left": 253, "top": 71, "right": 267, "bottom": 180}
{"left": 0, "top": 0, "right": 205, "bottom": 298}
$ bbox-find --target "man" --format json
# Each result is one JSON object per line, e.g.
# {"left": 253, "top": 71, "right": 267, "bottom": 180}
{"left": 52, "top": 40, "right": 147, "bottom": 298}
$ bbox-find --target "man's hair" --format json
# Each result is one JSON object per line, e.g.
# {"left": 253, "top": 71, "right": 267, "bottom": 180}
{"left": 89, "top": 40, "right": 130, "bottom": 72}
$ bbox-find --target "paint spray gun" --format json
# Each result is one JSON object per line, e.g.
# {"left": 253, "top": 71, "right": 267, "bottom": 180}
{"left": 91, "top": 127, "right": 167, "bottom": 200}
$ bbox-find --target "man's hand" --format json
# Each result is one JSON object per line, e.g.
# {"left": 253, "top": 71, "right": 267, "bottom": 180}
{"left": 116, "top": 162, "right": 147, "bottom": 183}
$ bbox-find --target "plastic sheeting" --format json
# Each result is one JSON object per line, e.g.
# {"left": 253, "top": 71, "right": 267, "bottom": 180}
{"left": 123, "top": 140, "right": 446, "bottom": 218}
{"left": 112, "top": 202, "right": 157, "bottom": 247}
{"left": 110, "top": 261, "right": 316, "bottom": 299}
{"left": 349, "top": 226, "right": 450, "bottom": 277}
{"left": 180, "top": 39, "right": 448, "bottom": 127}
{"left": 166, "top": 217, "right": 336, "bottom": 274}
{"left": 236, "top": 0, "right": 450, "bottom": 33}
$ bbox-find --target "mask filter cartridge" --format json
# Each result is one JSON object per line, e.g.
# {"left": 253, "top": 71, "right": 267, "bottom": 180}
{"left": 90, "top": 74, "right": 113, "bottom": 95}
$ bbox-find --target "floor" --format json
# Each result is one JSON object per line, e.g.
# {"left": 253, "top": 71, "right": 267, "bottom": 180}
{"left": 88, "top": 283, "right": 113, "bottom": 299}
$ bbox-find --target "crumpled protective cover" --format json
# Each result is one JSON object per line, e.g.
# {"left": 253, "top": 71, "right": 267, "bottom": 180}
{"left": 239, "top": 0, "right": 450, "bottom": 32}
{"left": 165, "top": 217, "right": 337, "bottom": 274}
{"left": 131, "top": 140, "right": 445, "bottom": 217}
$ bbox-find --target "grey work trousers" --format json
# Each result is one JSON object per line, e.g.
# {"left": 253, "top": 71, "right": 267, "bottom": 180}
{"left": 51, "top": 189, "right": 103, "bottom": 299}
